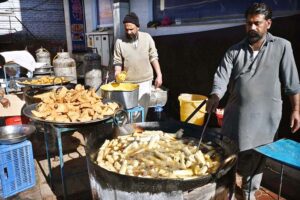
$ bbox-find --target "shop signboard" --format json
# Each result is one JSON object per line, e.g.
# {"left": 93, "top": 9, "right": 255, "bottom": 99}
{"left": 69, "top": 0, "right": 86, "bottom": 52}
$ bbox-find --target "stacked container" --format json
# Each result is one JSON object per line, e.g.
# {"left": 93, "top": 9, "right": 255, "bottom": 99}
{"left": 83, "top": 48, "right": 102, "bottom": 92}
{"left": 53, "top": 52, "right": 77, "bottom": 83}
{"left": 35, "top": 47, "right": 51, "bottom": 65}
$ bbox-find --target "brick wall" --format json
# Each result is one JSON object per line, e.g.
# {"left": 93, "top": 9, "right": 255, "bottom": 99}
{"left": 0, "top": 0, "right": 66, "bottom": 41}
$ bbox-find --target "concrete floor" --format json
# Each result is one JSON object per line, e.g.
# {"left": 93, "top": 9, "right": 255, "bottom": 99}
{"left": 6, "top": 129, "right": 299, "bottom": 200}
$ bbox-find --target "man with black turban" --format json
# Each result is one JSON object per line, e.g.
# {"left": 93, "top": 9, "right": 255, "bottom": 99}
{"left": 113, "top": 12, "right": 163, "bottom": 120}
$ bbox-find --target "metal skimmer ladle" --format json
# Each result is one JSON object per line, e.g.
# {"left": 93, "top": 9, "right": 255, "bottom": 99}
{"left": 197, "top": 111, "right": 212, "bottom": 149}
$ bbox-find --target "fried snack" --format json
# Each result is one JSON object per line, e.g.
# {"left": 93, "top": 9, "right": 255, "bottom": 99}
{"left": 96, "top": 130, "right": 222, "bottom": 179}
{"left": 31, "top": 84, "right": 119, "bottom": 123}
{"left": 20, "top": 76, "right": 68, "bottom": 85}
{"left": 116, "top": 71, "right": 127, "bottom": 83}
{"left": 33, "top": 91, "right": 52, "bottom": 99}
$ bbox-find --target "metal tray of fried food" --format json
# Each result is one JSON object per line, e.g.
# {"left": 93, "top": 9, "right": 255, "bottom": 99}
{"left": 16, "top": 76, "right": 74, "bottom": 87}
{"left": 22, "top": 103, "right": 122, "bottom": 127}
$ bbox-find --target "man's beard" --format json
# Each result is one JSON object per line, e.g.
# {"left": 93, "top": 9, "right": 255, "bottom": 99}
{"left": 126, "top": 33, "right": 138, "bottom": 40}
{"left": 247, "top": 31, "right": 262, "bottom": 44}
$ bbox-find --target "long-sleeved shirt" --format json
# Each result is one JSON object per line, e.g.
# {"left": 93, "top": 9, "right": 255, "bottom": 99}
{"left": 211, "top": 33, "right": 300, "bottom": 151}
{"left": 113, "top": 31, "right": 158, "bottom": 83}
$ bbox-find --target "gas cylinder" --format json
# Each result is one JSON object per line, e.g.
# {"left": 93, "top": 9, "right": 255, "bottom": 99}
{"left": 83, "top": 48, "right": 102, "bottom": 92}
{"left": 53, "top": 52, "right": 77, "bottom": 83}
{"left": 35, "top": 47, "right": 51, "bottom": 65}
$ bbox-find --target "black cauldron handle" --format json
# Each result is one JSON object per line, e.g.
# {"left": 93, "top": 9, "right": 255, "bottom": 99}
{"left": 113, "top": 109, "right": 129, "bottom": 127}
{"left": 214, "top": 154, "right": 237, "bottom": 179}
{"left": 54, "top": 86, "right": 65, "bottom": 94}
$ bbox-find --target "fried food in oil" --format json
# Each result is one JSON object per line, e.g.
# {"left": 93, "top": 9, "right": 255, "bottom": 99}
{"left": 96, "top": 130, "right": 222, "bottom": 179}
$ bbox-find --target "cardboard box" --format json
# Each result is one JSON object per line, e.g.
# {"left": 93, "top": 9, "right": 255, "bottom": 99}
{"left": 0, "top": 94, "right": 25, "bottom": 117}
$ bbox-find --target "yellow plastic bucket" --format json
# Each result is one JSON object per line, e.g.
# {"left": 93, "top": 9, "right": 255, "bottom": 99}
{"left": 178, "top": 93, "right": 208, "bottom": 125}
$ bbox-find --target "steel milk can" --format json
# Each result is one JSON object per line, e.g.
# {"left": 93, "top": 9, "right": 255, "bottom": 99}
{"left": 53, "top": 52, "right": 77, "bottom": 83}
{"left": 36, "top": 47, "right": 51, "bottom": 65}
{"left": 83, "top": 48, "right": 102, "bottom": 92}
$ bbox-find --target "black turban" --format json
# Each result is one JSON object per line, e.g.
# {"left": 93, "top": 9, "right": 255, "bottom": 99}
{"left": 123, "top": 12, "right": 140, "bottom": 27}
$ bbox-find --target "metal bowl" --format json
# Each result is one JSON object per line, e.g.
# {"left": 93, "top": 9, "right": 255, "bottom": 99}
{"left": 0, "top": 125, "right": 36, "bottom": 144}
{"left": 149, "top": 86, "right": 168, "bottom": 107}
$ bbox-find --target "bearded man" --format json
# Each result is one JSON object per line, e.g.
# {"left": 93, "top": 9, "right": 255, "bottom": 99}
{"left": 113, "top": 12, "right": 163, "bottom": 119}
{"left": 206, "top": 3, "right": 300, "bottom": 200}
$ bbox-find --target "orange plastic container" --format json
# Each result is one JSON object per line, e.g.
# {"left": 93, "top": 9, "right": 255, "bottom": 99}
{"left": 5, "top": 116, "right": 30, "bottom": 125}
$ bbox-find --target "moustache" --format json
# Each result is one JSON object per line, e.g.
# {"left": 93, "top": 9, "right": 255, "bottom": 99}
{"left": 126, "top": 33, "right": 137, "bottom": 40}
{"left": 247, "top": 31, "right": 261, "bottom": 44}
{"left": 248, "top": 31, "right": 259, "bottom": 37}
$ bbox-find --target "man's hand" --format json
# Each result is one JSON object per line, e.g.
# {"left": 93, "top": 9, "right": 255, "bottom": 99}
{"left": 289, "top": 94, "right": 300, "bottom": 133}
{"left": 0, "top": 98, "right": 11, "bottom": 108}
{"left": 114, "top": 66, "right": 122, "bottom": 81}
{"left": 151, "top": 60, "right": 162, "bottom": 88}
{"left": 154, "top": 74, "right": 162, "bottom": 88}
{"left": 116, "top": 71, "right": 127, "bottom": 83}
{"left": 206, "top": 94, "right": 220, "bottom": 113}
{"left": 290, "top": 110, "right": 300, "bottom": 133}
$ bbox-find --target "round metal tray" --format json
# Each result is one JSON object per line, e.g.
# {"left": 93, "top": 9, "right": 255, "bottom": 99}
{"left": 16, "top": 76, "right": 74, "bottom": 87}
{"left": 0, "top": 124, "right": 36, "bottom": 144}
{"left": 33, "top": 70, "right": 54, "bottom": 75}
{"left": 22, "top": 103, "right": 121, "bottom": 127}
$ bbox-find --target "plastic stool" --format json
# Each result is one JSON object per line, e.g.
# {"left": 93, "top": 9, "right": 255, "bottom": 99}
{"left": 126, "top": 106, "right": 145, "bottom": 123}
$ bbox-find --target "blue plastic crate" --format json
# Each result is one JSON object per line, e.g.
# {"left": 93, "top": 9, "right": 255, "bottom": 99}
{"left": 0, "top": 140, "right": 36, "bottom": 199}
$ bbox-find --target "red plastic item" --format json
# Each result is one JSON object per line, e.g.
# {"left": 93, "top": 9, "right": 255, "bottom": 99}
{"left": 5, "top": 116, "right": 30, "bottom": 125}
{"left": 161, "top": 16, "right": 172, "bottom": 26}
{"left": 216, "top": 108, "right": 224, "bottom": 127}
{"left": 216, "top": 114, "right": 223, "bottom": 127}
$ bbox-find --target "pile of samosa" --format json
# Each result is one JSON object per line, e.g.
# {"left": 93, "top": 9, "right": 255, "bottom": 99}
{"left": 32, "top": 84, "right": 119, "bottom": 123}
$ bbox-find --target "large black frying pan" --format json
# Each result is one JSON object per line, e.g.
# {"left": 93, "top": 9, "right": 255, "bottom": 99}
{"left": 84, "top": 121, "right": 238, "bottom": 193}
{"left": 17, "top": 76, "right": 73, "bottom": 87}
{"left": 22, "top": 103, "right": 117, "bottom": 127}
{"left": 22, "top": 84, "right": 122, "bottom": 127}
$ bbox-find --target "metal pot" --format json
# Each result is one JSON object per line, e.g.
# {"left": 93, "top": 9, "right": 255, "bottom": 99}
{"left": 83, "top": 48, "right": 102, "bottom": 91}
{"left": 36, "top": 47, "right": 51, "bottom": 65}
{"left": 100, "top": 83, "right": 139, "bottom": 109}
{"left": 33, "top": 65, "right": 53, "bottom": 74}
{"left": 53, "top": 52, "right": 77, "bottom": 83}
{"left": 84, "top": 121, "right": 238, "bottom": 199}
